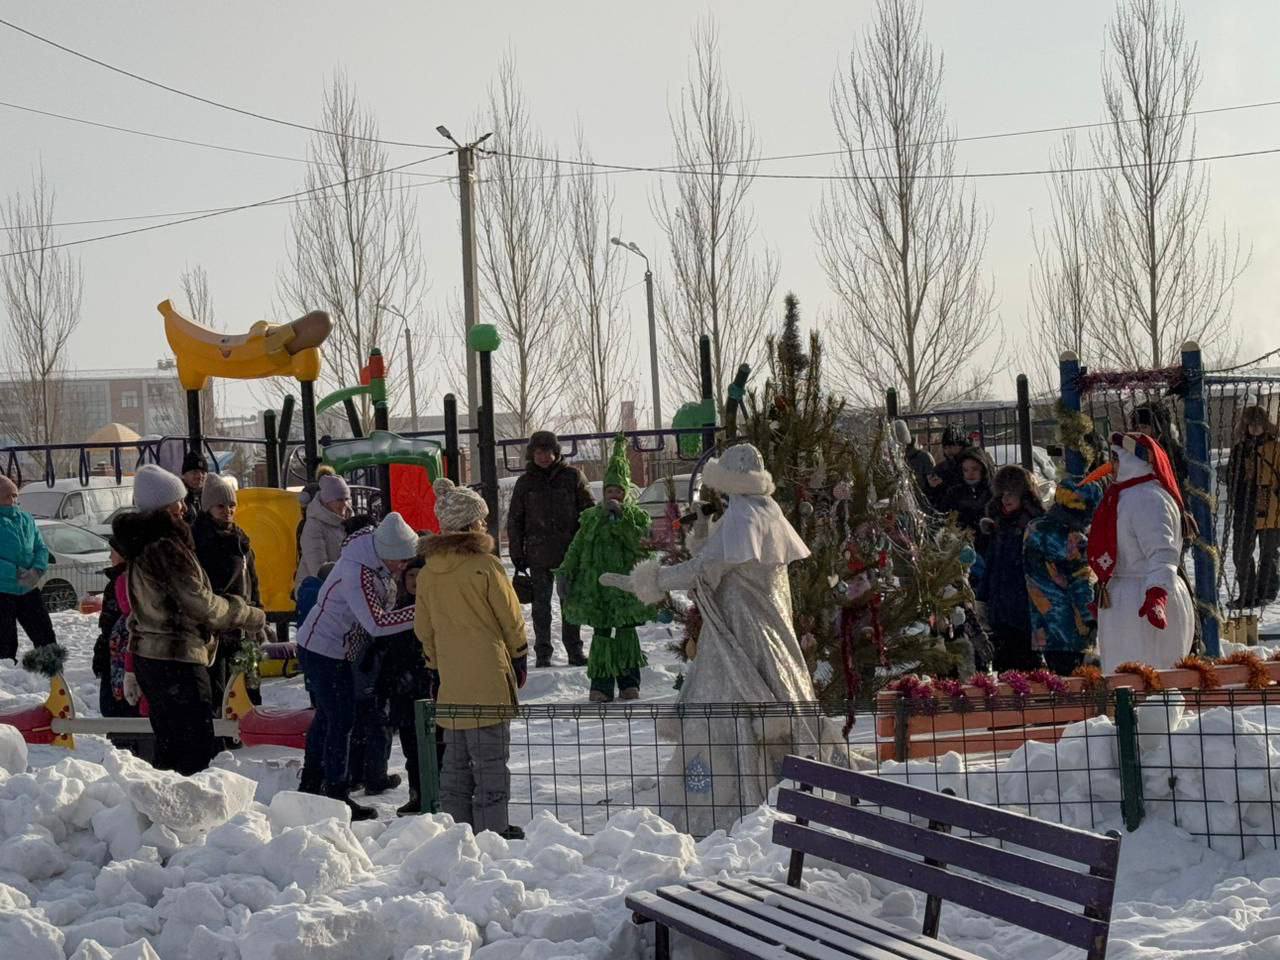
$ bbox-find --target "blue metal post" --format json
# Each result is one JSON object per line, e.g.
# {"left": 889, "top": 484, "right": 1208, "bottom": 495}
{"left": 1181, "top": 341, "right": 1221, "bottom": 656}
{"left": 1059, "top": 351, "right": 1085, "bottom": 479}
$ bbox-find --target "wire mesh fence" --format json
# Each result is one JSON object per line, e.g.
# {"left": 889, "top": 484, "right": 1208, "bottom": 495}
{"left": 414, "top": 685, "right": 1280, "bottom": 856}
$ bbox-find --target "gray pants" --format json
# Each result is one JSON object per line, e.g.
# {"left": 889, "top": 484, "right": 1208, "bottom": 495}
{"left": 441, "top": 723, "right": 511, "bottom": 834}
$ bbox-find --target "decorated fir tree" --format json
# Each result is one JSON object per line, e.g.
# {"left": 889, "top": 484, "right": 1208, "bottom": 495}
{"left": 738, "top": 294, "right": 974, "bottom": 708}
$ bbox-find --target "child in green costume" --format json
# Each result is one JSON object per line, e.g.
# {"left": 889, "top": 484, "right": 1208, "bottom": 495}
{"left": 557, "top": 436, "right": 655, "bottom": 701}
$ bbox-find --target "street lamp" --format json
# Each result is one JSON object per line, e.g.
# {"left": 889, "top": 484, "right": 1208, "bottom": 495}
{"left": 611, "top": 237, "right": 662, "bottom": 431}
{"left": 376, "top": 304, "right": 419, "bottom": 432}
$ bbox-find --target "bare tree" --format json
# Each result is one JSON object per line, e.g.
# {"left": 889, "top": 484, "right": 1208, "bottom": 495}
{"left": 1024, "top": 134, "right": 1103, "bottom": 396}
{"left": 564, "top": 130, "right": 634, "bottom": 461}
{"left": 277, "top": 72, "right": 428, "bottom": 427}
{"left": 816, "top": 0, "right": 997, "bottom": 414}
{"left": 474, "top": 56, "right": 573, "bottom": 437}
{"left": 179, "top": 263, "right": 220, "bottom": 434}
{"left": 0, "top": 167, "right": 83, "bottom": 448}
{"left": 1089, "top": 0, "right": 1244, "bottom": 368}
{"left": 654, "top": 18, "right": 778, "bottom": 410}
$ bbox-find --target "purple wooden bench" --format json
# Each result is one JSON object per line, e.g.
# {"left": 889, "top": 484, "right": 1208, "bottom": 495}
{"left": 626, "top": 755, "right": 1121, "bottom": 960}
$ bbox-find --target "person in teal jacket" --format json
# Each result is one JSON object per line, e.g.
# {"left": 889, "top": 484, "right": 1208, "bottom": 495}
{"left": 0, "top": 476, "right": 56, "bottom": 661}
{"left": 557, "top": 436, "right": 655, "bottom": 702}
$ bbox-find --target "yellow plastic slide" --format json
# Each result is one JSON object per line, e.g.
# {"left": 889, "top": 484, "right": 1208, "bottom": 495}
{"left": 236, "top": 488, "right": 301, "bottom": 616}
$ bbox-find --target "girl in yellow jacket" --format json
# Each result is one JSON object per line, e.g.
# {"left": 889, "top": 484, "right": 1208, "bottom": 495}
{"left": 415, "top": 478, "right": 528, "bottom": 838}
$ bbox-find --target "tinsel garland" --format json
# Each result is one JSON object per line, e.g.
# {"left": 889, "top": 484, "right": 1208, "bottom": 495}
{"left": 230, "top": 636, "right": 263, "bottom": 690}
{"left": 1072, "top": 664, "right": 1106, "bottom": 692}
{"left": 21, "top": 642, "right": 68, "bottom": 678}
{"left": 1027, "top": 668, "right": 1070, "bottom": 696}
{"left": 1055, "top": 400, "right": 1097, "bottom": 467}
{"left": 1218, "top": 650, "right": 1272, "bottom": 691}
{"left": 1076, "top": 365, "right": 1184, "bottom": 396}
{"left": 999, "top": 670, "right": 1033, "bottom": 702}
{"left": 968, "top": 672, "right": 1000, "bottom": 708}
{"left": 1174, "top": 655, "right": 1221, "bottom": 690}
{"left": 1115, "top": 661, "right": 1165, "bottom": 691}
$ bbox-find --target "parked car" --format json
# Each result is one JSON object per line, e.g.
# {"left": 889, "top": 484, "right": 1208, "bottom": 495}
{"left": 33, "top": 519, "right": 112, "bottom": 612}
{"left": 19, "top": 478, "right": 135, "bottom": 538}
{"left": 986, "top": 444, "right": 1057, "bottom": 506}
{"left": 637, "top": 473, "right": 702, "bottom": 541}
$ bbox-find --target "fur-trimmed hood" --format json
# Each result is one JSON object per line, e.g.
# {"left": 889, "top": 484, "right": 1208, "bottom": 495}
{"left": 421, "top": 530, "right": 494, "bottom": 558}
{"left": 113, "top": 508, "right": 195, "bottom": 563}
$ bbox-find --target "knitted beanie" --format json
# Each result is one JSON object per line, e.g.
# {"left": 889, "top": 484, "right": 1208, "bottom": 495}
{"left": 200, "top": 473, "right": 237, "bottom": 512}
{"left": 182, "top": 451, "right": 209, "bottom": 474}
{"left": 133, "top": 464, "right": 188, "bottom": 512}
{"left": 318, "top": 474, "right": 350, "bottom": 505}
{"left": 432, "top": 477, "right": 489, "bottom": 532}
{"left": 373, "top": 512, "right": 420, "bottom": 561}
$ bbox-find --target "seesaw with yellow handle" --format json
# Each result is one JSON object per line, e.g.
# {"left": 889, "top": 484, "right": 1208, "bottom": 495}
{"left": 159, "top": 299, "right": 332, "bottom": 391}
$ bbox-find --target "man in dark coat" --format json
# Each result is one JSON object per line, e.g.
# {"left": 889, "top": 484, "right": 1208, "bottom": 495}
{"left": 507, "top": 431, "right": 594, "bottom": 667}
{"left": 892, "top": 420, "right": 936, "bottom": 497}
{"left": 180, "top": 451, "right": 209, "bottom": 526}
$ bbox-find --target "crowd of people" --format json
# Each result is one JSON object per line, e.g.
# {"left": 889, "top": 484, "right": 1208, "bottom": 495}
{"left": 1, "top": 405, "right": 1277, "bottom": 831}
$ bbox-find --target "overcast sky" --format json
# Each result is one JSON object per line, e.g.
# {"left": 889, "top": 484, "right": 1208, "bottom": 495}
{"left": 2, "top": 0, "right": 1278, "bottom": 419}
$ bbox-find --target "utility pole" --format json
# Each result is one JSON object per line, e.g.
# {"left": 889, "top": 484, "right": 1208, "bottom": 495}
{"left": 610, "top": 237, "right": 662, "bottom": 430}
{"left": 403, "top": 326, "right": 419, "bottom": 432}
{"left": 438, "top": 125, "right": 492, "bottom": 481}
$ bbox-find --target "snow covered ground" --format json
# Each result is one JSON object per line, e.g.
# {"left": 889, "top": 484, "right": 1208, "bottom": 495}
{"left": 6, "top": 607, "right": 1280, "bottom": 956}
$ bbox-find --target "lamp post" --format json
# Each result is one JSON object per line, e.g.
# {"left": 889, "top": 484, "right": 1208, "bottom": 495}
{"left": 610, "top": 237, "right": 661, "bottom": 430}
{"left": 375, "top": 303, "right": 419, "bottom": 432}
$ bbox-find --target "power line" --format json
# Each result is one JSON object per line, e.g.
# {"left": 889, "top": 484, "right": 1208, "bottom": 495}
{"left": 0, "top": 16, "right": 450, "bottom": 150}
{"left": 0, "top": 99, "right": 447, "bottom": 178}
{"left": 0, "top": 150, "right": 453, "bottom": 257}
{"left": 481, "top": 143, "right": 1280, "bottom": 182}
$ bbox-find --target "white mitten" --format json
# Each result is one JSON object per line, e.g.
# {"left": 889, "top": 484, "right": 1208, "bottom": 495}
{"left": 16, "top": 568, "right": 40, "bottom": 590}
{"left": 598, "top": 572, "right": 633, "bottom": 591}
{"left": 123, "top": 672, "right": 142, "bottom": 706}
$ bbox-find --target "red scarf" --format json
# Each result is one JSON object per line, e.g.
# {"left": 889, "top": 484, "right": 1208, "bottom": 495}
{"left": 1087, "top": 474, "right": 1157, "bottom": 590}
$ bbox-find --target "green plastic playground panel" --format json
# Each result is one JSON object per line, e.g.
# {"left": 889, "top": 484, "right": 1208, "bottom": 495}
{"left": 322, "top": 430, "right": 443, "bottom": 480}
{"left": 672, "top": 399, "right": 716, "bottom": 457}
{"left": 316, "top": 381, "right": 387, "bottom": 416}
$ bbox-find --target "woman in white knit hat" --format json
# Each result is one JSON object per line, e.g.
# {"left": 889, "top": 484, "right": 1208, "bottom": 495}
{"left": 112, "top": 464, "right": 267, "bottom": 776}
{"left": 601, "top": 442, "right": 833, "bottom": 835}
{"left": 295, "top": 511, "right": 418, "bottom": 819}
{"left": 415, "top": 478, "right": 528, "bottom": 838}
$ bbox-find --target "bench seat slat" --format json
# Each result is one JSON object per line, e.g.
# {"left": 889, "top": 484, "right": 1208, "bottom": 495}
{"left": 774, "top": 821, "right": 1107, "bottom": 950}
{"left": 736, "top": 879, "right": 981, "bottom": 960}
{"left": 627, "top": 889, "right": 838, "bottom": 960}
{"left": 777, "top": 789, "right": 1113, "bottom": 911}
{"left": 781, "top": 757, "right": 1119, "bottom": 870}
{"left": 686, "top": 880, "right": 977, "bottom": 960}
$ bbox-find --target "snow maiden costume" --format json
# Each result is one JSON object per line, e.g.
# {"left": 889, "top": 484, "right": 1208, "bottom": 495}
{"left": 601, "top": 443, "right": 833, "bottom": 834}
{"left": 1088, "top": 433, "right": 1195, "bottom": 672}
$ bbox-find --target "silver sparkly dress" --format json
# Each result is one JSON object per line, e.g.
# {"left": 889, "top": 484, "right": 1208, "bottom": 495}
{"left": 647, "top": 500, "right": 836, "bottom": 835}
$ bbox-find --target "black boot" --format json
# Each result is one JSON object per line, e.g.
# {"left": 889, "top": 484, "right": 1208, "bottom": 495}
{"left": 566, "top": 650, "right": 588, "bottom": 667}
{"left": 363, "top": 773, "right": 402, "bottom": 796}
{"left": 323, "top": 781, "right": 377, "bottom": 821}
{"left": 397, "top": 788, "right": 423, "bottom": 817}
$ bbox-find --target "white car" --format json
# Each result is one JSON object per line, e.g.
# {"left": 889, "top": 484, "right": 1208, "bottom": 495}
{"left": 34, "top": 519, "right": 112, "bottom": 612}
{"left": 19, "top": 478, "right": 135, "bottom": 538}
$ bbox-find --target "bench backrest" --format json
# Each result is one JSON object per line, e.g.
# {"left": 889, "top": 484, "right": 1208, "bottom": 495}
{"left": 775, "top": 755, "right": 1121, "bottom": 959}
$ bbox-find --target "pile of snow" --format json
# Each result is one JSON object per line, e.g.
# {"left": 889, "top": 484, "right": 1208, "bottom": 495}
{"left": 0, "top": 743, "right": 803, "bottom": 960}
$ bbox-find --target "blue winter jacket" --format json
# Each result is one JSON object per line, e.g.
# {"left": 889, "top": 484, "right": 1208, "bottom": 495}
{"left": 0, "top": 505, "right": 49, "bottom": 596}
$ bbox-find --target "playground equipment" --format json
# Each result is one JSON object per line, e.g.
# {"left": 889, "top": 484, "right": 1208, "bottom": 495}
{"left": 162, "top": 298, "right": 332, "bottom": 482}
{"left": 0, "top": 673, "right": 75, "bottom": 748}
{"left": 235, "top": 487, "right": 302, "bottom": 619}
{"left": 316, "top": 346, "right": 444, "bottom": 533}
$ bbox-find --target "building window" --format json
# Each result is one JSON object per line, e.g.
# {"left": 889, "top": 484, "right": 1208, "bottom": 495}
{"left": 121, "top": 392, "right": 138, "bottom": 409}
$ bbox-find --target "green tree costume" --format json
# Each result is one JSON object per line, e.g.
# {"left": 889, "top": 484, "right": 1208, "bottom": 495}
{"left": 557, "top": 436, "right": 655, "bottom": 687}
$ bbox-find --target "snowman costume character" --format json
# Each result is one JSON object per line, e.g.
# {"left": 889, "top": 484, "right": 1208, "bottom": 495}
{"left": 1088, "top": 432, "right": 1195, "bottom": 672}
{"left": 601, "top": 444, "right": 834, "bottom": 834}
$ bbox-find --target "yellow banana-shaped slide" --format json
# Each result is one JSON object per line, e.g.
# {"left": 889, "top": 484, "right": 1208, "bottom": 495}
{"left": 159, "top": 299, "right": 332, "bottom": 391}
